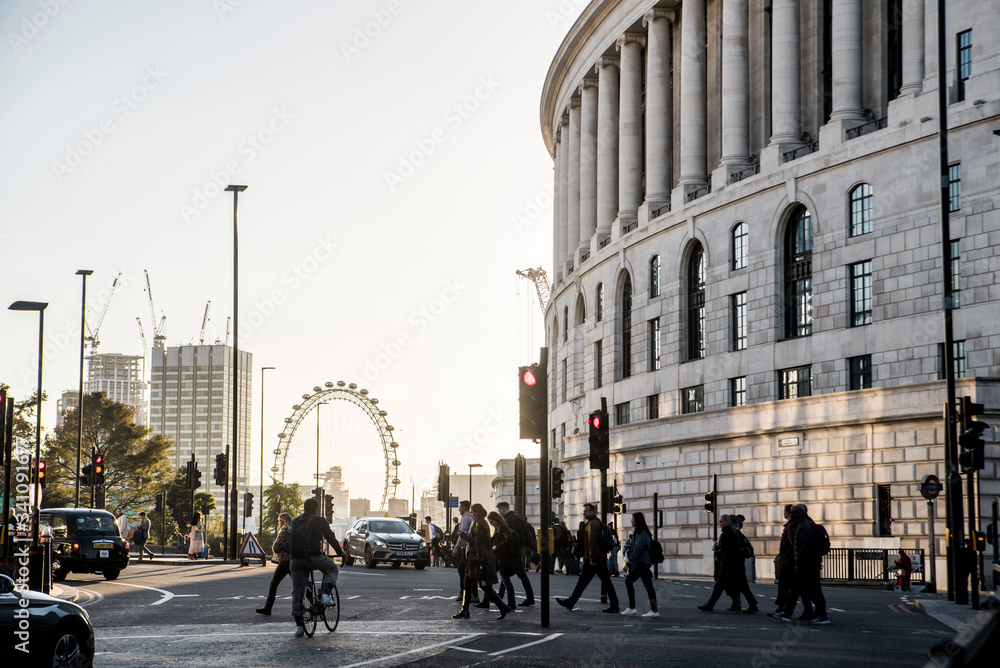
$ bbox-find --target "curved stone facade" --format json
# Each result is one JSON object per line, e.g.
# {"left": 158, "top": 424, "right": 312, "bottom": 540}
{"left": 540, "top": 0, "right": 1000, "bottom": 581}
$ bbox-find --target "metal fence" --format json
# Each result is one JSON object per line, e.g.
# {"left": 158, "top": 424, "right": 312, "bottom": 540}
{"left": 820, "top": 548, "right": 926, "bottom": 586}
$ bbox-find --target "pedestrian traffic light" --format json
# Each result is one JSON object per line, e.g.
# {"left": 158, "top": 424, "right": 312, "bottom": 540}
{"left": 191, "top": 464, "right": 201, "bottom": 489}
{"left": 324, "top": 496, "right": 334, "bottom": 522}
{"left": 94, "top": 454, "right": 105, "bottom": 486}
{"left": 312, "top": 487, "right": 323, "bottom": 503}
{"left": 518, "top": 364, "right": 547, "bottom": 440}
{"left": 37, "top": 459, "right": 46, "bottom": 488}
{"left": 244, "top": 491, "right": 254, "bottom": 518}
{"left": 551, "top": 467, "right": 565, "bottom": 498}
{"left": 958, "top": 420, "right": 989, "bottom": 472}
{"left": 588, "top": 410, "right": 609, "bottom": 470}
{"left": 974, "top": 531, "right": 986, "bottom": 552}
{"left": 154, "top": 493, "right": 163, "bottom": 514}
{"left": 437, "top": 464, "right": 450, "bottom": 503}
{"left": 81, "top": 463, "right": 93, "bottom": 487}
{"left": 214, "top": 453, "right": 228, "bottom": 486}
{"left": 704, "top": 490, "right": 717, "bottom": 514}
{"left": 613, "top": 490, "right": 624, "bottom": 514}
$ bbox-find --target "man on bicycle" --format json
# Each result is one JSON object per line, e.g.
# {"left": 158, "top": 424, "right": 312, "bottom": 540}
{"left": 290, "top": 497, "right": 346, "bottom": 637}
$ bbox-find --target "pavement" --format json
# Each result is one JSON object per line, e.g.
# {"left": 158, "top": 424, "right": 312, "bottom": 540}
{"left": 913, "top": 592, "right": 997, "bottom": 631}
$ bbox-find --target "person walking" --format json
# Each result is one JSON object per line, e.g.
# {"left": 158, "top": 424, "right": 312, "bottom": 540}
{"left": 730, "top": 514, "right": 759, "bottom": 613}
{"left": 488, "top": 511, "right": 520, "bottom": 611}
{"left": 495, "top": 502, "right": 535, "bottom": 606}
{"left": 134, "top": 512, "right": 155, "bottom": 561}
{"left": 424, "top": 516, "right": 441, "bottom": 567}
{"left": 453, "top": 501, "right": 479, "bottom": 604}
{"left": 697, "top": 515, "right": 755, "bottom": 613}
{"left": 556, "top": 503, "right": 620, "bottom": 613}
{"left": 778, "top": 504, "right": 829, "bottom": 624}
{"left": 289, "top": 498, "right": 346, "bottom": 637}
{"left": 452, "top": 504, "right": 511, "bottom": 620}
{"left": 620, "top": 512, "right": 658, "bottom": 617}
{"left": 895, "top": 549, "right": 912, "bottom": 592}
{"left": 187, "top": 513, "right": 204, "bottom": 560}
{"left": 256, "top": 512, "right": 293, "bottom": 616}
{"left": 768, "top": 504, "right": 803, "bottom": 618}
{"left": 607, "top": 521, "right": 621, "bottom": 577}
{"left": 114, "top": 507, "right": 128, "bottom": 539}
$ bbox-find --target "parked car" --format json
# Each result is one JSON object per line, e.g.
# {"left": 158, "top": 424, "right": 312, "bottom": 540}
{"left": 342, "top": 517, "right": 429, "bottom": 569}
{"left": 0, "top": 573, "right": 95, "bottom": 667}
{"left": 39, "top": 508, "right": 129, "bottom": 581}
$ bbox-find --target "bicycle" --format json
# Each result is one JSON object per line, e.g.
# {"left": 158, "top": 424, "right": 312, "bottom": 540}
{"left": 300, "top": 568, "right": 340, "bottom": 637}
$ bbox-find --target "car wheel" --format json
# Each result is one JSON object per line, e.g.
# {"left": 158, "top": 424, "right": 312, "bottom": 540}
{"left": 364, "top": 546, "right": 377, "bottom": 569}
{"left": 415, "top": 562, "right": 426, "bottom": 570}
{"left": 391, "top": 561, "right": 401, "bottom": 569}
{"left": 342, "top": 545, "right": 355, "bottom": 566}
{"left": 103, "top": 569, "right": 121, "bottom": 581}
{"left": 50, "top": 626, "right": 89, "bottom": 668}
{"left": 52, "top": 561, "right": 68, "bottom": 582}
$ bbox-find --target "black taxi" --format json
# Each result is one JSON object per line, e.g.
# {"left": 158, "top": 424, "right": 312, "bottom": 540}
{"left": 39, "top": 508, "right": 130, "bottom": 581}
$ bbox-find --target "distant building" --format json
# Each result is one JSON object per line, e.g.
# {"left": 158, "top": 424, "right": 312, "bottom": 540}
{"left": 349, "top": 498, "right": 371, "bottom": 518}
{"left": 321, "top": 467, "right": 350, "bottom": 518}
{"left": 86, "top": 353, "right": 146, "bottom": 426}
{"left": 56, "top": 390, "right": 80, "bottom": 428}
{"left": 492, "top": 458, "right": 544, "bottom": 529}
{"left": 386, "top": 498, "right": 408, "bottom": 518}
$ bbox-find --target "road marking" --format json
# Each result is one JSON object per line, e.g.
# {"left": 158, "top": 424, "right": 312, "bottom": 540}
{"left": 414, "top": 588, "right": 443, "bottom": 591}
{"left": 829, "top": 607, "right": 845, "bottom": 612}
{"left": 488, "top": 632, "right": 562, "bottom": 656}
{"left": 337, "top": 633, "right": 484, "bottom": 668}
{"left": 95, "top": 629, "right": 484, "bottom": 640}
{"left": 450, "top": 646, "right": 487, "bottom": 653}
{"left": 75, "top": 588, "right": 105, "bottom": 606}
{"left": 100, "top": 581, "right": 196, "bottom": 606}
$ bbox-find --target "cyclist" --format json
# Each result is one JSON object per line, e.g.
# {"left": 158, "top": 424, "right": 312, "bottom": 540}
{"left": 289, "top": 498, "right": 346, "bottom": 637}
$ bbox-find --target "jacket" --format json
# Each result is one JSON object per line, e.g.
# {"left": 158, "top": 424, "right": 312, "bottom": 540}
{"left": 491, "top": 524, "right": 519, "bottom": 575}
{"left": 716, "top": 524, "right": 744, "bottom": 577}
{"left": 583, "top": 517, "right": 604, "bottom": 564}
{"left": 464, "top": 517, "right": 498, "bottom": 584}
{"left": 790, "top": 515, "right": 820, "bottom": 571}
{"left": 272, "top": 526, "right": 291, "bottom": 563}
{"left": 454, "top": 512, "right": 473, "bottom": 552}
{"left": 628, "top": 529, "right": 653, "bottom": 566}
{"left": 776, "top": 522, "right": 794, "bottom": 571}
{"left": 290, "top": 512, "right": 344, "bottom": 559}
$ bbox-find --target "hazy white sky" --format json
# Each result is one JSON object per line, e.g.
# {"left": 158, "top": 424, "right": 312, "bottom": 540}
{"left": 1, "top": 0, "right": 587, "bottom": 496}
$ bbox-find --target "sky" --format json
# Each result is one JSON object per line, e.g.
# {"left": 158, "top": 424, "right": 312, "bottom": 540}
{"left": 0, "top": 0, "right": 588, "bottom": 499}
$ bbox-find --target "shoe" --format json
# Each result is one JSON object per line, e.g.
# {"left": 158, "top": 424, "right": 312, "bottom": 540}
{"left": 742, "top": 606, "right": 758, "bottom": 614}
{"left": 520, "top": 599, "right": 535, "bottom": 606}
{"left": 474, "top": 601, "right": 490, "bottom": 609}
{"left": 471, "top": 596, "right": 481, "bottom": 604}
{"left": 642, "top": 610, "right": 660, "bottom": 618}
{"left": 697, "top": 604, "right": 713, "bottom": 612}
{"left": 497, "top": 603, "right": 511, "bottom": 620}
{"left": 726, "top": 603, "right": 742, "bottom": 612}
{"left": 294, "top": 625, "right": 305, "bottom": 637}
{"left": 771, "top": 612, "right": 792, "bottom": 622}
{"left": 255, "top": 608, "right": 272, "bottom": 616}
{"left": 556, "top": 597, "right": 573, "bottom": 611}
{"left": 797, "top": 612, "right": 817, "bottom": 622}
{"left": 602, "top": 607, "right": 620, "bottom": 614}
{"left": 452, "top": 609, "right": 470, "bottom": 619}
{"left": 621, "top": 608, "right": 637, "bottom": 615}
{"left": 811, "top": 617, "right": 830, "bottom": 625}
{"left": 320, "top": 593, "right": 336, "bottom": 606}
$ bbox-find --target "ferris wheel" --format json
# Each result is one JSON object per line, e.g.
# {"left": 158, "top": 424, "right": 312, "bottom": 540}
{"left": 271, "top": 381, "right": 400, "bottom": 511}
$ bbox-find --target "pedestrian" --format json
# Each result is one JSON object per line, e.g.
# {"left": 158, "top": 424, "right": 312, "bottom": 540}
{"left": 608, "top": 521, "right": 621, "bottom": 577}
{"left": 769, "top": 504, "right": 799, "bottom": 617}
{"left": 556, "top": 503, "right": 621, "bottom": 613}
{"left": 552, "top": 517, "right": 568, "bottom": 572}
{"left": 895, "top": 549, "right": 912, "bottom": 592}
{"left": 495, "top": 502, "right": 536, "bottom": 606}
{"left": 424, "top": 516, "right": 441, "bottom": 567}
{"left": 697, "top": 514, "right": 757, "bottom": 613}
{"left": 777, "top": 504, "right": 829, "bottom": 624}
{"left": 114, "top": 506, "right": 128, "bottom": 539}
{"left": 623, "top": 532, "right": 635, "bottom": 571}
{"left": 452, "top": 501, "right": 479, "bottom": 604}
{"left": 488, "top": 511, "right": 520, "bottom": 610}
{"left": 729, "top": 514, "right": 759, "bottom": 613}
{"left": 256, "top": 512, "right": 293, "bottom": 616}
{"left": 289, "top": 498, "right": 347, "bottom": 637}
{"left": 620, "top": 512, "right": 659, "bottom": 617}
{"left": 134, "top": 512, "right": 155, "bottom": 561}
{"left": 452, "top": 504, "right": 511, "bottom": 620}
{"left": 188, "top": 513, "right": 204, "bottom": 560}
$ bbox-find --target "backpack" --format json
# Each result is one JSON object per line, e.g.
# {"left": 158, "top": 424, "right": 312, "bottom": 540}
{"left": 738, "top": 531, "right": 755, "bottom": 559}
{"left": 597, "top": 522, "right": 615, "bottom": 553}
{"left": 509, "top": 514, "right": 535, "bottom": 551}
{"left": 809, "top": 519, "right": 831, "bottom": 556}
{"left": 648, "top": 537, "right": 665, "bottom": 564}
{"left": 290, "top": 514, "right": 316, "bottom": 555}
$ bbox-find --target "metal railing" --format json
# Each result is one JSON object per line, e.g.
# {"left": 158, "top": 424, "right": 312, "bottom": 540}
{"left": 686, "top": 184, "right": 711, "bottom": 202}
{"left": 820, "top": 548, "right": 926, "bottom": 586}
{"left": 782, "top": 141, "right": 819, "bottom": 163}
{"left": 599, "top": 237, "right": 611, "bottom": 249}
{"left": 846, "top": 116, "right": 888, "bottom": 140}
{"left": 651, "top": 203, "right": 671, "bottom": 218}
{"left": 729, "top": 156, "right": 760, "bottom": 184}
{"left": 621, "top": 220, "right": 638, "bottom": 235}
{"left": 580, "top": 250, "right": 590, "bottom": 262}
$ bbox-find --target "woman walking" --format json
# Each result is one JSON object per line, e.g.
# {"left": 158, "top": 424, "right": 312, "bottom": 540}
{"left": 187, "top": 513, "right": 204, "bottom": 560}
{"left": 620, "top": 512, "right": 659, "bottom": 617}
{"left": 488, "top": 511, "right": 520, "bottom": 611}
{"left": 452, "top": 503, "right": 511, "bottom": 620}
{"left": 256, "top": 513, "right": 293, "bottom": 615}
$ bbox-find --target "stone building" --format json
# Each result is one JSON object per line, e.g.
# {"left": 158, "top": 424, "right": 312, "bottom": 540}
{"left": 539, "top": 0, "right": 999, "bottom": 585}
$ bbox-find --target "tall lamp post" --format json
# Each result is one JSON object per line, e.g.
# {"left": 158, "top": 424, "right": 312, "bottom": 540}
{"left": 8, "top": 300, "right": 48, "bottom": 553}
{"left": 260, "top": 366, "right": 275, "bottom": 535}
{"left": 468, "top": 463, "right": 482, "bottom": 505}
{"left": 226, "top": 184, "right": 247, "bottom": 559}
{"left": 315, "top": 401, "right": 329, "bottom": 500}
{"left": 75, "top": 270, "right": 93, "bottom": 508}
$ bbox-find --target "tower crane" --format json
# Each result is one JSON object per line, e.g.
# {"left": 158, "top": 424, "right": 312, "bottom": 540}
{"left": 143, "top": 269, "right": 167, "bottom": 348}
{"left": 515, "top": 267, "right": 551, "bottom": 313}
{"left": 199, "top": 301, "right": 211, "bottom": 344}
{"left": 136, "top": 318, "right": 148, "bottom": 359}
{"left": 84, "top": 272, "right": 122, "bottom": 356}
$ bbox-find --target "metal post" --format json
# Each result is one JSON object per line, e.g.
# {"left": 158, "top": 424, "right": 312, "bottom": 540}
{"left": 991, "top": 499, "right": 998, "bottom": 590}
{"left": 968, "top": 468, "right": 980, "bottom": 609}
{"left": 928, "top": 500, "right": 937, "bottom": 593}
{"left": 2, "top": 391, "right": 13, "bottom": 565}
{"left": 653, "top": 492, "right": 659, "bottom": 579}
{"left": 223, "top": 444, "right": 230, "bottom": 560}
{"left": 226, "top": 184, "right": 247, "bottom": 562}
{"left": 75, "top": 270, "right": 93, "bottom": 508}
{"left": 260, "top": 366, "right": 274, "bottom": 539}
{"left": 33, "top": 309, "right": 44, "bottom": 551}
{"left": 538, "top": 347, "right": 550, "bottom": 629}
{"left": 713, "top": 474, "right": 719, "bottom": 544}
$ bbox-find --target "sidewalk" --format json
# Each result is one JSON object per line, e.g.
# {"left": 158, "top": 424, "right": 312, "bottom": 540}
{"left": 914, "top": 592, "right": 997, "bottom": 632}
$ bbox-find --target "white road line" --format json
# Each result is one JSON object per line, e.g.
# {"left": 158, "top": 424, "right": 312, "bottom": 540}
{"left": 450, "top": 646, "right": 487, "bottom": 653}
{"left": 337, "top": 633, "right": 484, "bottom": 668}
{"left": 488, "top": 632, "right": 562, "bottom": 656}
{"left": 95, "top": 630, "right": 484, "bottom": 640}
{"left": 829, "top": 607, "right": 845, "bottom": 612}
{"left": 74, "top": 588, "right": 105, "bottom": 607}
{"left": 100, "top": 581, "right": 194, "bottom": 606}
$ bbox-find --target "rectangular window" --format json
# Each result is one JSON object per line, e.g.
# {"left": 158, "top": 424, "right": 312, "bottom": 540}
{"left": 939, "top": 340, "right": 966, "bottom": 379}
{"left": 731, "top": 292, "right": 747, "bottom": 350}
{"left": 681, "top": 385, "right": 704, "bottom": 414}
{"left": 594, "top": 341, "right": 603, "bottom": 389}
{"left": 850, "top": 260, "right": 873, "bottom": 326}
{"left": 647, "top": 394, "right": 659, "bottom": 420}
{"left": 560, "top": 359, "right": 567, "bottom": 403}
{"left": 779, "top": 366, "right": 813, "bottom": 399}
{"left": 948, "top": 163, "right": 961, "bottom": 212}
{"left": 956, "top": 29, "right": 972, "bottom": 102}
{"left": 614, "top": 401, "right": 630, "bottom": 426}
{"left": 730, "top": 377, "right": 747, "bottom": 407}
{"left": 648, "top": 319, "right": 661, "bottom": 371}
{"left": 849, "top": 355, "right": 872, "bottom": 390}
{"left": 949, "top": 240, "right": 961, "bottom": 308}
{"left": 877, "top": 484, "right": 893, "bottom": 537}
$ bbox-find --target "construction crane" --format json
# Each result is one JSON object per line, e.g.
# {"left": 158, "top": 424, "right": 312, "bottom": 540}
{"left": 136, "top": 318, "right": 148, "bottom": 359}
{"left": 199, "top": 301, "right": 211, "bottom": 344}
{"left": 224, "top": 316, "right": 231, "bottom": 347}
{"left": 143, "top": 269, "right": 167, "bottom": 348}
{"left": 84, "top": 272, "right": 122, "bottom": 356}
{"left": 515, "top": 267, "right": 551, "bottom": 313}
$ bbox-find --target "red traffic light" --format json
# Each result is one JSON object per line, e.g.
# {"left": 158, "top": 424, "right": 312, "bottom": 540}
{"left": 94, "top": 454, "right": 104, "bottom": 474}
{"left": 37, "top": 460, "right": 46, "bottom": 471}
{"left": 589, "top": 415, "right": 602, "bottom": 430}
{"left": 522, "top": 369, "right": 538, "bottom": 387}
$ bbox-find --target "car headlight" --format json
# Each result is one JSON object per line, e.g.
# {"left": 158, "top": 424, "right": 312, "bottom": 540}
{"left": 374, "top": 539, "right": 387, "bottom": 548}
{"left": 420, "top": 540, "right": 427, "bottom": 548}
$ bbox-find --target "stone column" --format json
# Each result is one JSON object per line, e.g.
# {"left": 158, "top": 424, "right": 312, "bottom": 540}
{"left": 579, "top": 78, "right": 599, "bottom": 254}
{"left": 679, "top": 0, "right": 707, "bottom": 184}
{"left": 559, "top": 114, "right": 571, "bottom": 272}
{"left": 596, "top": 57, "right": 619, "bottom": 238}
{"left": 567, "top": 99, "right": 581, "bottom": 271}
{"left": 770, "top": 0, "right": 801, "bottom": 144}
{"left": 617, "top": 33, "right": 644, "bottom": 218}
{"left": 643, "top": 10, "right": 672, "bottom": 203}
{"left": 553, "top": 131, "right": 565, "bottom": 284}
{"left": 830, "top": 0, "right": 864, "bottom": 121}
{"left": 721, "top": 0, "right": 749, "bottom": 164}
{"left": 900, "top": 0, "right": 925, "bottom": 96}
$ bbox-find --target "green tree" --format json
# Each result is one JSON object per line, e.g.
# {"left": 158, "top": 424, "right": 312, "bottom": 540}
{"left": 0, "top": 385, "right": 47, "bottom": 505}
{"left": 262, "top": 479, "right": 302, "bottom": 536}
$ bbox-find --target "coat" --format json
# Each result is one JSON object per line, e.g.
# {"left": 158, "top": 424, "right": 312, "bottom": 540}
{"left": 188, "top": 523, "right": 204, "bottom": 555}
{"left": 464, "top": 517, "right": 498, "bottom": 585}
{"left": 491, "top": 524, "right": 519, "bottom": 576}
{"left": 628, "top": 529, "right": 653, "bottom": 566}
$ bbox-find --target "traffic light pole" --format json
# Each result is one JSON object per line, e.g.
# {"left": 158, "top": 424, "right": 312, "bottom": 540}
{"left": 538, "top": 347, "right": 550, "bottom": 629}
{"left": 223, "top": 443, "right": 230, "bottom": 561}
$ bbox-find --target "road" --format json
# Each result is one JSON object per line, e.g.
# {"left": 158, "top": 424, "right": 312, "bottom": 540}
{"left": 67, "top": 560, "right": 956, "bottom": 667}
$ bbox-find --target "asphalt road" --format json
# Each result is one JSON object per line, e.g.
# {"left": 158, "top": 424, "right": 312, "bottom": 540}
{"left": 67, "top": 560, "right": 957, "bottom": 667}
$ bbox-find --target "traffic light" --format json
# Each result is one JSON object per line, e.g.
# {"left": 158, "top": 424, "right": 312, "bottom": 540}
{"left": 588, "top": 410, "right": 609, "bottom": 470}
{"left": 94, "top": 454, "right": 105, "bottom": 486}
{"left": 958, "top": 421, "right": 989, "bottom": 472}
{"left": 244, "top": 491, "right": 254, "bottom": 518}
{"left": 324, "top": 496, "right": 334, "bottom": 522}
{"left": 214, "top": 453, "right": 228, "bottom": 486}
{"left": 704, "top": 490, "right": 717, "bottom": 514}
{"left": 974, "top": 531, "right": 986, "bottom": 552}
{"left": 191, "top": 463, "right": 202, "bottom": 489}
{"left": 437, "top": 464, "right": 450, "bottom": 503}
{"left": 154, "top": 494, "right": 163, "bottom": 514}
{"left": 518, "top": 364, "right": 547, "bottom": 439}
{"left": 514, "top": 454, "right": 527, "bottom": 501}
{"left": 613, "top": 489, "right": 624, "bottom": 514}
{"left": 551, "top": 467, "right": 565, "bottom": 498}
{"left": 37, "top": 459, "right": 46, "bottom": 488}
{"left": 312, "top": 487, "right": 323, "bottom": 503}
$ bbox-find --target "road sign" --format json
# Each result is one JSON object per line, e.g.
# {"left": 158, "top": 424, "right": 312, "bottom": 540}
{"left": 449, "top": 496, "right": 458, "bottom": 508}
{"left": 239, "top": 532, "right": 265, "bottom": 558}
{"left": 920, "top": 474, "right": 943, "bottom": 500}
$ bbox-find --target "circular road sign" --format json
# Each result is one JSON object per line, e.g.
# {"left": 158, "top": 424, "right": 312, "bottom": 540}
{"left": 920, "top": 474, "right": 943, "bottom": 500}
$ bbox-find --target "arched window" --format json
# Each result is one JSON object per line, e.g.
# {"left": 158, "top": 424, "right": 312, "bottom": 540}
{"left": 649, "top": 255, "right": 660, "bottom": 298}
{"left": 563, "top": 307, "right": 569, "bottom": 342}
{"left": 732, "top": 223, "right": 748, "bottom": 270}
{"left": 596, "top": 283, "right": 604, "bottom": 322}
{"left": 785, "top": 206, "right": 813, "bottom": 338}
{"left": 849, "top": 184, "right": 873, "bottom": 237}
{"left": 575, "top": 294, "right": 586, "bottom": 325}
{"left": 620, "top": 274, "right": 633, "bottom": 378}
{"left": 687, "top": 243, "right": 706, "bottom": 360}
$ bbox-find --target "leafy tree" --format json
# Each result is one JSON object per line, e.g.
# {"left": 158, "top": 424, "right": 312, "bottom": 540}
{"left": 262, "top": 479, "right": 302, "bottom": 536}
{"left": 0, "top": 385, "right": 47, "bottom": 503}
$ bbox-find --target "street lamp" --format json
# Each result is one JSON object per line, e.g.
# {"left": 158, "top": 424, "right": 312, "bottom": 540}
{"left": 225, "top": 184, "right": 247, "bottom": 560}
{"left": 260, "top": 366, "right": 275, "bottom": 535}
{"left": 468, "top": 463, "right": 482, "bottom": 505}
{"left": 8, "top": 300, "right": 48, "bottom": 551}
{"left": 75, "top": 270, "right": 93, "bottom": 508}
{"left": 316, "top": 401, "right": 329, "bottom": 500}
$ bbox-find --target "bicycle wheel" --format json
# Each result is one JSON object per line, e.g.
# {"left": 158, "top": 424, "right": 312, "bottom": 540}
{"left": 301, "top": 571, "right": 318, "bottom": 637}
{"left": 323, "top": 584, "right": 340, "bottom": 632}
